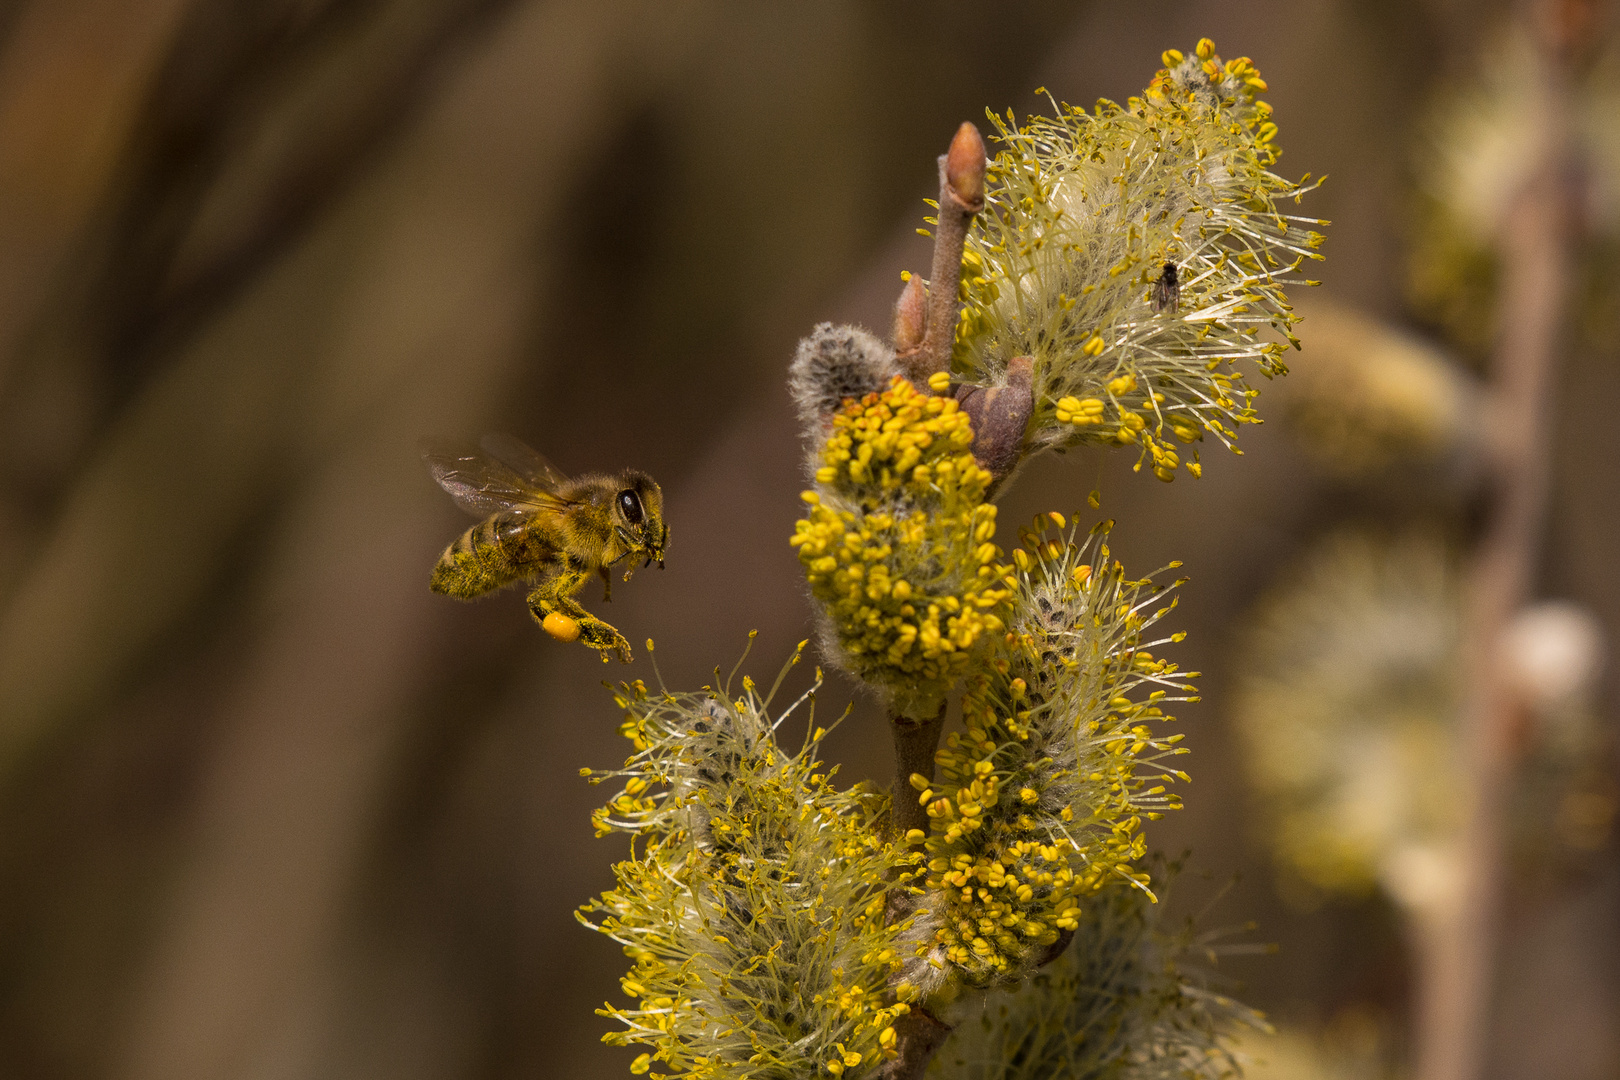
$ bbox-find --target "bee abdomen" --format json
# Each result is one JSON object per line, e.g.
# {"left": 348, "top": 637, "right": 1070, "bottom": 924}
{"left": 431, "top": 517, "right": 525, "bottom": 598}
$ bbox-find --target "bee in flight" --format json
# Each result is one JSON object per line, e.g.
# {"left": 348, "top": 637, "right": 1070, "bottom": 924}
{"left": 422, "top": 434, "right": 666, "bottom": 663}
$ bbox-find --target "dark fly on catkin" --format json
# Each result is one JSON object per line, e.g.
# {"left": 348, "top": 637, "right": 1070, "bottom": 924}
{"left": 1152, "top": 262, "right": 1180, "bottom": 314}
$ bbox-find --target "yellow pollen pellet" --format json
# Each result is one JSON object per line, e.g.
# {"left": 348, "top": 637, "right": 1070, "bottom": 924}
{"left": 542, "top": 612, "right": 581, "bottom": 642}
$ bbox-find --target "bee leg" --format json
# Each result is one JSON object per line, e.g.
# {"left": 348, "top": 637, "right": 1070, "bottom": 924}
{"left": 572, "top": 611, "right": 633, "bottom": 664}
{"left": 599, "top": 566, "right": 612, "bottom": 603}
{"left": 528, "top": 568, "right": 632, "bottom": 664}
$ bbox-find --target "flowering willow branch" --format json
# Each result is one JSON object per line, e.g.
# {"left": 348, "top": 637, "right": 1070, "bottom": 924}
{"left": 579, "top": 37, "right": 1323, "bottom": 1080}
{"left": 776, "top": 39, "right": 1322, "bottom": 1080}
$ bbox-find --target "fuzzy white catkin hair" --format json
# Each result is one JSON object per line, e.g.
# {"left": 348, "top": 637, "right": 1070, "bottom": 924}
{"left": 788, "top": 323, "right": 900, "bottom": 433}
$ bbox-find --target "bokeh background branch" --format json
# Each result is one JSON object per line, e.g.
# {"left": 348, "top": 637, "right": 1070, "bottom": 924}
{"left": 1419, "top": 4, "right": 1588, "bottom": 1079}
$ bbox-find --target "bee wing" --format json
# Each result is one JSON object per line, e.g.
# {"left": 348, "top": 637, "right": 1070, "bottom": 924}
{"left": 480, "top": 433, "right": 570, "bottom": 492}
{"left": 420, "top": 440, "right": 573, "bottom": 517}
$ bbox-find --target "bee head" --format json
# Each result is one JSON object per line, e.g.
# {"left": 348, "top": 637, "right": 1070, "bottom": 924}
{"left": 612, "top": 470, "right": 666, "bottom": 569}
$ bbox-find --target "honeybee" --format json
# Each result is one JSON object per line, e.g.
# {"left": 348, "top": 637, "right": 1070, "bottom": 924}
{"left": 423, "top": 433, "right": 667, "bottom": 663}
{"left": 1152, "top": 262, "right": 1180, "bottom": 314}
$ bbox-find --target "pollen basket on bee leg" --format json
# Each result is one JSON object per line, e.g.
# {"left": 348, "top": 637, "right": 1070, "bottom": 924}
{"left": 542, "top": 612, "right": 582, "bottom": 642}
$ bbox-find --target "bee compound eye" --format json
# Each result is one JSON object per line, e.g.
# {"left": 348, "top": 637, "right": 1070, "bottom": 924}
{"left": 617, "top": 489, "right": 644, "bottom": 526}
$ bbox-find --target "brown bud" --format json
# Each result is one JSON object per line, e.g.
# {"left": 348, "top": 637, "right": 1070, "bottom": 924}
{"left": 943, "top": 122, "right": 987, "bottom": 210}
{"left": 877, "top": 1008, "right": 953, "bottom": 1080}
{"left": 956, "top": 355, "right": 1034, "bottom": 484}
{"left": 892, "top": 275, "right": 927, "bottom": 355}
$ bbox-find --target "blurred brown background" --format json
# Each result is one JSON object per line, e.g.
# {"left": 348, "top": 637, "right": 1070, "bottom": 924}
{"left": 0, "top": 1, "right": 1613, "bottom": 1078}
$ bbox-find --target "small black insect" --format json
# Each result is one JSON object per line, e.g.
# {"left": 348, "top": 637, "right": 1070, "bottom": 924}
{"left": 1152, "top": 262, "right": 1180, "bottom": 314}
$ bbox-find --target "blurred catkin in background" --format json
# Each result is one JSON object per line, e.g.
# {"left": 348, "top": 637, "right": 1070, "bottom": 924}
{"left": 0, "top": 3, "right": 1614, "bottom": 1080}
